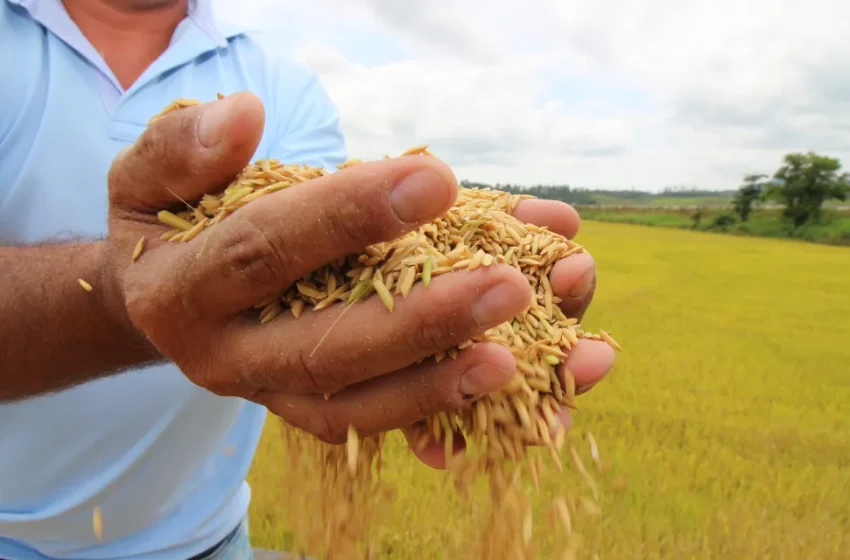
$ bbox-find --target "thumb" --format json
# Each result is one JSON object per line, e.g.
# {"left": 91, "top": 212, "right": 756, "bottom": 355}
{"left": 108, "top": 92, "right": 266, "bottom": 213}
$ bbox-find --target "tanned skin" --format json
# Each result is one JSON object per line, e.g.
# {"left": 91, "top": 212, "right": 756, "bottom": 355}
{"left": 1, "top": 0, "right": 189, "bottom": 400}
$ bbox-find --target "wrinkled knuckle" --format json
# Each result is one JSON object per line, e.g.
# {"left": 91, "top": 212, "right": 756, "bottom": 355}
{"left": 220, "top": 217, "right": 291, "bottom": 292}
{"left": 297, "top": 347, "right": 347, "bottom": 394}
{"left": 134, "top": 113, "right": 199, "bottom": 174}
{"left": 324, "top": 190, "right": 397, "bottom": 247}
{"left": 408, "top": 310, "right": 454, "bottom": 355}
{"left": 233, "top": 346, "right": 272, "bottom": 390}
{"left": 162, "top": 115, "right": 203, "bottom": 173}
{"left": 134, "top": 125, "right": 168, "bottom": 168}
{"left": 413, "top": 384, "right": 452, "bottom": 419}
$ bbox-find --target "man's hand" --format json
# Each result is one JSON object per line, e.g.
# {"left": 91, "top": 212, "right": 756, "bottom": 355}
{"left": 402, "top": 199, "right": 614, "bottom": 468}
{"left": 99, "top": 92, "right": 614, "bottom": 465}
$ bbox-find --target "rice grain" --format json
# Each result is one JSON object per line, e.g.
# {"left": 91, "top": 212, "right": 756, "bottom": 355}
{"left": 144, "top": 97, "right": 623, "bottom": 560}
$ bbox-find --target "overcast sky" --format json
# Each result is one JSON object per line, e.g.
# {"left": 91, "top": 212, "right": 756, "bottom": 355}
{"left": 211, "top": 0, "right": 850, "bottom": 192}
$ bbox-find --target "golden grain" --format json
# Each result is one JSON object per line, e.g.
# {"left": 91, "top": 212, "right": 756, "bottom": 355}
{"left": 337, "top": 158, "right": 363, "bottom": 169}
{"left": 422, "top": 255, "right": 434, "bottom": 286}
{"left": 145, "top": 97, "right": 618, "bottom": 560}
{"left": 131, "top": 236, "right": 146, "bottom": 263}
{"left": 77, "top": 279, "right": 93, "bottom": 292}
{"left": 157, "top": 210, "right": 193, "bottom": 231}
{"left": 599, "top": 328, "right": 622, "bottom": 351}
{"left": 181, "top": 218, "right": 208, "bottom": 242}
{"left": 401, "top": 144, "right": 431, "bottom": 156}
{"left": 372, "top": 271, "right": 395, "bottom": 312}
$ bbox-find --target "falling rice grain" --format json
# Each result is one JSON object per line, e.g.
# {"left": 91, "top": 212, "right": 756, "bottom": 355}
{"left": 587, "top": 431, "right": 601, "bottom": 471}
{"left": 92, "top": 506, "right": 103, "bottom": 541}
{"left": 140, "top": 99, "right": 621, "bottom": 560}
{"left": 346, "top": 424, "right": 359, "bottom": 476}
{"left": 553, "top": 498, "right": 572, "bottom": 535}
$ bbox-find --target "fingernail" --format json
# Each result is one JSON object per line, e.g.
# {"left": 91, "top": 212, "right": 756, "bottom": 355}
{"left": 575, "top": 383, "right": 595, "bottom": 396}
{"left": 460, "top": 363, "right": 514, "bottom": 397}
{"left": 567, "top": 259, "right": 596, "bottom": 299}
{"left": 198, "top": 97, "right": 236, "bottom": 148}
{"left": 390, "top": 169, "right": 453, "bottom": 223}
{"left": 472, "top": 280, "right": 531, "bottom": 328}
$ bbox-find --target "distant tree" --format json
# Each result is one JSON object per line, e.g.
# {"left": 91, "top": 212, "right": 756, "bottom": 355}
{"left": 710, "top": 213, "right": 737, "bottom": 229}
{"left": 733, "top": 173, "right": 768, "bottom": 222}
{"left": 690, "top": 208, "right": 705, "bottom": 228}
{"left": 764, "top": 152, "right": 850, "bottom": 228}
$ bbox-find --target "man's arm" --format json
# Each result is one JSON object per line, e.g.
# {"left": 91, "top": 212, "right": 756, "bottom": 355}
{"left": 0, "top": 58, "right": 345, "bottom": 403}
{"left": 0, "top": 241, "right": 161, "bottom": 402}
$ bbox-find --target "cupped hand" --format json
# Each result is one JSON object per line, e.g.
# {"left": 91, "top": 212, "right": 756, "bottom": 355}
{"left": 99, "top": 91, "right": 614, "bottom": 462}
{"left": 401, "top": 199, "right": 615, "bottom": 468}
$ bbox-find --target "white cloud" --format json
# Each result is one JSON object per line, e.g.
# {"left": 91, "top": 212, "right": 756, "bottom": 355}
{"left": 295, "top": 46, "right": 632, "bottom": 172}
{"left": 213, "top": 0, "right": 850, "bottom": 191}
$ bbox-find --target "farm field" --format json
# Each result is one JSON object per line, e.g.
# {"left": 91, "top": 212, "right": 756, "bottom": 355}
{"left": 575, "top": 207, "right": 850, "bottom": 247}
{"left": 245, "top": 221, "right": 850, "bottom": 559}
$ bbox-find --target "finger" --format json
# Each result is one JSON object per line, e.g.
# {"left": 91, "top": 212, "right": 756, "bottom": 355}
{"left": 401, "top": 397, "right": 575, "bottom": 470}
{"left": 402, "top": 423, "right": 466, "bottom": 470}
{"left": 563, "top": 338, "right": 615, "bottom": 394}
{"left": 188, "top": 154, "right": 459, "bottom": 313}
{"left": 259, "top": 342, "right": 517, "bottom": 444}
{"left": 108, "top": 92, "right": 266, "bottom": 212}
{"left": 511, "top": 199, "right": 581, "bottom": 240}
{"left": 508, "top": 199, "right": 595, "bottom": 319}
{"left": 219, "top": 264, "right": 532, "bottom": 395}
{"left": 549, "top": 252, "right": 596, "bottom": 320}
{"left": 403, "top": 338, "right": 612, "bottom": 470}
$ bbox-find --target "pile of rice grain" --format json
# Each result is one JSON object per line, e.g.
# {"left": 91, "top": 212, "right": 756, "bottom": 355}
{"left": 146, "top": 98, "right": 622, "bottom": 560}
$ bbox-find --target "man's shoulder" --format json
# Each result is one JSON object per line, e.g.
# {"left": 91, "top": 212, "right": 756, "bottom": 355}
{"left": 216, "top": 29, "right": 345, "bottom": 164}
{"left": 0, "top": 1, "right": 41, "bottom": 57}
{"left": 224, "top": 30, "right": 320, "bottom": 93}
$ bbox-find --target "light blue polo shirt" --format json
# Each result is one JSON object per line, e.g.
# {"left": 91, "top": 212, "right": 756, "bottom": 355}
{"left": 0, "top": 1, "right": 347, "bottom": 558}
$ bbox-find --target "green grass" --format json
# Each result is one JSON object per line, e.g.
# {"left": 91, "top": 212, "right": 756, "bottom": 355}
{"left": 577, "top": 206, "right": 850, "bottom": 246}
{"left": 246, "top": 221, "right": 850, "bottom": 559}
{"left": 646, "top": 196, "right": 733, "bottom": 207}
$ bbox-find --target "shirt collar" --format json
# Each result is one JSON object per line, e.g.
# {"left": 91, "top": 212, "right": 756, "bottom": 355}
{"left": 185, "top": 0, "right": 255, "bottom": 46}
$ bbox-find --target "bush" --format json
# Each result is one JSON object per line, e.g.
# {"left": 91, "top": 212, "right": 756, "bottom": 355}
{"left": 710, "top": 213, "right": 737, "bottom": 229}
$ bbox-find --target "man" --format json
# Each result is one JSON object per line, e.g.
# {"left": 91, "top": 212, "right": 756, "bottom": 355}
{"left": 0, "top": 0, "right": 615, "bottom": 558}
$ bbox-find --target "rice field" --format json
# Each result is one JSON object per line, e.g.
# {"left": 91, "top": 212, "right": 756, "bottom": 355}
{"left": 246, "top": 220, "right": 850, "bottom": 559}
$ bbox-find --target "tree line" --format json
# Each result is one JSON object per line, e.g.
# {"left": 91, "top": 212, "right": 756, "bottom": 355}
{"left": 463, "top": 151, "right": 849, "bottom": 230}
{"left": 733, "top": 152, "right": 849, "bottom": 228}
{"left": 460, "top": 181, "right": 733, "bottom": 206}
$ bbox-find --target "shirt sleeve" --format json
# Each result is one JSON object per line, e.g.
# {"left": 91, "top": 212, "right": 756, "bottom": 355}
{"left": 259, "top": 47, "right": 348, "bottom": 172}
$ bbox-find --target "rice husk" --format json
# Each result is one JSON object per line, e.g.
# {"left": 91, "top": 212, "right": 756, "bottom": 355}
{"left": 146, "top": 98, "right": 622, "bottom": 559}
